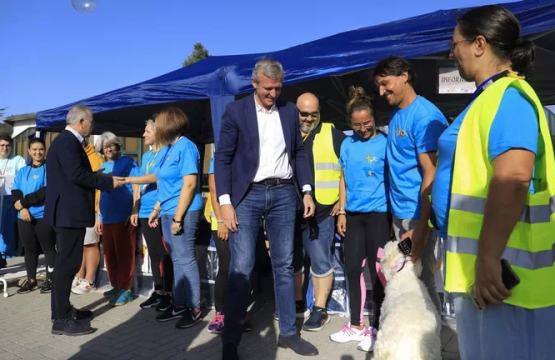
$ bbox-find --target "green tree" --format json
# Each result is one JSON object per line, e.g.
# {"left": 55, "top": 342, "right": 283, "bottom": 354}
{"left": 182, "top": 42, "right": 210, "bottom": 67}
{"left": 0, "top": 107, "right": 5, "bottom": 121}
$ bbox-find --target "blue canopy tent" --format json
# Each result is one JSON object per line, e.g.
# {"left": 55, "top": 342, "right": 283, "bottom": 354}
{"left": 36, "top": 0, "right": 555, "bottom": 146}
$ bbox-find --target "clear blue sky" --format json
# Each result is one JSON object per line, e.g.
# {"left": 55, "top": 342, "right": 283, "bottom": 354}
{"left": 0, "top": 0, "right": 514, "bottom": 116}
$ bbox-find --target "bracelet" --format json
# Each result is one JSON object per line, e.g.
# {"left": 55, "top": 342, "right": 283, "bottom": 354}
{"left": 153, "top": 208, "right": 161, "bottom": 213}
{"left": 217, "top": 220, "right": 224, "bottom": 223}
{"left": 337, "top": 211, "right": 346, "bottom": 216}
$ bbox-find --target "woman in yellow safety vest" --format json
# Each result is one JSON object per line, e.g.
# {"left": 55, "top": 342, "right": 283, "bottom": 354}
{"left": 431, "top": 5, "right": 555, "bottom": 360}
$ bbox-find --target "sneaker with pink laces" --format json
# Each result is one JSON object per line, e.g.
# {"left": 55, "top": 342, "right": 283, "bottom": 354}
{"left": 357, "top": 327, "right": 377, "bottom": 352}
{"left": 71, "top": 279, "right": 94, "bottom": 295}
{"left": 329, "top": 322, "right": 366, "bottom": 343}
{"left": 208, "top": 312, "right": 225, "bottom": 334}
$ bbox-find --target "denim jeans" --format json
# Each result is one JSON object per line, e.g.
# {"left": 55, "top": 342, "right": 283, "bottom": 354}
{"left": 301, "top": 216, "right": 335, "bottom": 277}
{"left": 454, "top": 294, "right": 555, "bottom": 360}
{"left": 223, "top": 184, "right": 297, "bottom": 346}
{"left": 161, "top": 211, "right": 200, "bottom": 309}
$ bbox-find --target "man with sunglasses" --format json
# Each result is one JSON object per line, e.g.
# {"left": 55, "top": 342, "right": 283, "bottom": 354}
{"left": 295, "top": 93, "right": 345, "bottom": 332}
{"left": 373, "top": 56, "right": 447, "bottom": 315}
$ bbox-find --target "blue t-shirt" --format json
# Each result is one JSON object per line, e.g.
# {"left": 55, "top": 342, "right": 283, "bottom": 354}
{"left": 138, "top": 147, "right": 169, "bottom": 218}
{"left": 339, "top": 132, "right": 388, "bottom": 213}
{"left": 432, "top": 87, "right": 539, "bottom": 238}
{"left": 209, "top": 156, "right": 214, "bottom": 175}
{"left": 99, "top": 156, "right": 139, "bottom": 224}
{"left": 386, "top": 95, "right": 448, "bottom": 220}
{"left": 156, "top": 137, "right": 204, "bottom": 216}
{"left": 12, "top": 165, "right": 47, "bottom": 220}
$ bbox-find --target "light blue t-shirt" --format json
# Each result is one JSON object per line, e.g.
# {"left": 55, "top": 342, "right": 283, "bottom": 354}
{"left": 432, "top": 87, "right": 539, "bottom": 238}
{"left": 339, "top": 132, "right": 388, "bottom": 213}
{"left": 209, "top": 157, "right": 214, "bottom": 175}
{"left": 387, "top": 95, "right": 448, "bottom": 220}
{"left": 99, "top": 156, "right": 139, "bottom": 224}
{"left": 156, "top": 137, "right": 203, "bottom": 216}
{"left": 138, "top": 147, "right": 169, "bottom": 218}
{"left": 12, "top": 164, "right": 47, "bottom": 220}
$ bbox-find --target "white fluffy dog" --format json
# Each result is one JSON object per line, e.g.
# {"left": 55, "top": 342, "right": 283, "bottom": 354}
{"left": 373, "top": 240, "right": 441, "bottom": 360}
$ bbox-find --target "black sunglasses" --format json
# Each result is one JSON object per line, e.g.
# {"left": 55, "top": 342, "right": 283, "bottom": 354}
{"left": 300, "top": 111, "right": 319, "bottom": 119}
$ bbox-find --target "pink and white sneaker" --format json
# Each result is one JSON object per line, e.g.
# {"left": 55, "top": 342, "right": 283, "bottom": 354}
{"left": 71, "top": 279, "right": 94, "bottom": 295}
{"left": 329, "top": 322, "right": 366, "bottom": 343}
{"left": 357, "top": 327, "right": 377, "bottom": 352}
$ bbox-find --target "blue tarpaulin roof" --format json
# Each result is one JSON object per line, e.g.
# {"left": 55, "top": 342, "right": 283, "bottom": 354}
{"left": 36, "top": 0, "right": 555, "bottom": 134}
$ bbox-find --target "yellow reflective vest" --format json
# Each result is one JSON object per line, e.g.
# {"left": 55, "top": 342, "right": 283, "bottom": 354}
{"left": 311, "top": 123, "right": 341, "bottom": 205}
{"left": 445, "top": 76, "right": 555, "bottom": 309}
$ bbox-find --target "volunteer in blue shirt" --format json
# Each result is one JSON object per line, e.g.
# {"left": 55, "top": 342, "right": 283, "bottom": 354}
{"left": 146, "top": 108, "right": 204, "bottom": 329}
{"left": 129, "top": 120, "right": 174, "bottom": 312}
{"left": 95, "top": 132, "right": 140, "bottom": 307}
{"left": 11, "top": 138, "right": 56, "bottom": 294}
{"left": 432, "top": 5, "right": 555, "bottom": 359}
{"left": 330, "top": 87, "right": 390, "bottom": 352}
{"left": 374, "top": 56, "right": 447, "bottom": 314}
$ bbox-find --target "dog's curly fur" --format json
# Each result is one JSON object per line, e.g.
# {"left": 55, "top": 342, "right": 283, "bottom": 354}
{"left": 373, "top": 240, "right": 441, "bottom": 360}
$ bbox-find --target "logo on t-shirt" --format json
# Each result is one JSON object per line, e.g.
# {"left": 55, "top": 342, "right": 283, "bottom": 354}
{"left": 366, "top": 155, "right": 377, "bottom": 163}
{"left": 33, "top": 174, "right": 38, "bottom": 180}
{"left": 395, "top": 128, "right": 406, "bottom": 138}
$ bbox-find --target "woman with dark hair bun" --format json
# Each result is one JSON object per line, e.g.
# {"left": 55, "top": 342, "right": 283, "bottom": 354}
{"left": 11, "top": 138, "right": 56, "bottom": 294}
{"left": 432, "top": 5, "right": 555, "bottom": 359}
{"left": 329, "top": 86, "right": 390, "bottom": 353}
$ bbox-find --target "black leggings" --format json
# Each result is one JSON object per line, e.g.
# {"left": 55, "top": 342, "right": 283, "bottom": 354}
{"left": 213, "top": 231, "right": 231, "bottom": 313}
{"left": 344, "top": 212, "right": 391, "bottom": 329}
{"left": 140, "top": 218, "right": 174, "bottom": 292}
{"left": 17, "top": 219, "right": 56, "bottom": 281}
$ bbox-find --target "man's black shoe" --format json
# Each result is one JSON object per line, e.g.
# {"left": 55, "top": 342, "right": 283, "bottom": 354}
{"left": 70, "top": 307, "right": 93, "bottom": 320}
{"left": 40, "top": 279, "right": 52, "bottom": 294}
{"left": 52, "top": 318, "right": 94, "bottom": 336}
{"left": 222, "top": 343, "right": 239, "bottom": 360}
{"left": 278, "top": 334, "right": 318, "bottom": 356}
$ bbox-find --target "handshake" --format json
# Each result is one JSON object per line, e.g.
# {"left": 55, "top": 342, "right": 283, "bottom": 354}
{"left": 113, "top": 176, "right": 128, "bottom": 188}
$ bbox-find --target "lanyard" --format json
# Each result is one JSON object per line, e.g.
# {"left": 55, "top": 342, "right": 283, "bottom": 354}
{"left": 465, "top": 70, "right": 509, "bottom": 106}
{"left": 0, "top": 158, "right": 10, "bottom": 176}
{"left": 144, "top": 145, "right": 172, "bottom": 193}
{"left": 145, "top": 149, "right": 162, "bottom": 175}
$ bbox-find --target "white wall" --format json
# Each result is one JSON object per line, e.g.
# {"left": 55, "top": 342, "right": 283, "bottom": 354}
{"left": 11, "top": 119, "right": 36, "bottom": 138}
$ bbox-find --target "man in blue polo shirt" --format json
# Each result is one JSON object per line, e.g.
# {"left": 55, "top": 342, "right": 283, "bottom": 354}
{"left": 374, "top": 56, "right": 447, "bottom": 314}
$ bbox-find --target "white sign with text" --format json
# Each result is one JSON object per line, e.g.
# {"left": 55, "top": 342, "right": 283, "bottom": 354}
{"left": 438, "top": 67, "right": 476, "bottom": 94}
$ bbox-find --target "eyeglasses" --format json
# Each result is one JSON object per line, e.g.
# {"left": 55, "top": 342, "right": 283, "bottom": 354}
{"left": 448, "top": 38, "right": 475, "bottom": 52}
{"left": 352, "top": 120, "right": 373, "bottom": 130}
{"left": 0, "top": 144, "right": 11, "bottom": 148}
{"left": 103, "top": 144, "right": 117, "bottom": 150}
{"left": 300, "top": 111, "right": 319, "bottom": 119}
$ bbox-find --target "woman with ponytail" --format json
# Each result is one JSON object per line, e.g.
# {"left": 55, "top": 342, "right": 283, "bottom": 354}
{"left": 432, "top": 5, "right": 555, "bottom": 359}
{"left": 329, "top": 86, "right": 390, "bottom": 353}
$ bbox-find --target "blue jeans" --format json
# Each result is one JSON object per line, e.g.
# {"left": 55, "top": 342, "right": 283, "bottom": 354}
{"left": 161, "top": 211, "right": 200, "bottom": 309}
{"left": 301, "top": 216, "right": 335, "bottom": 277}
{"left": 454, "top": 294, "right": 555, "bottom": 360}
{"left": 223, "top": 184, "right": 297, "bottom": 345}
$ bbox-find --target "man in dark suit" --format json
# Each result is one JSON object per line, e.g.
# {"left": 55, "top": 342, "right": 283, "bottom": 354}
{"left": 215, "top": 59, "right": 318, "bottom": 360}
{"left": 45, "top": 105, "right": 122, "bottom": 336}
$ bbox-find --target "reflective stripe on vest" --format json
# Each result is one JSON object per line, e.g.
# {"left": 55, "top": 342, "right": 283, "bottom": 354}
{"left": 445, "top": 76, "right": 555, "bottom": 309}
{"left": 313, "top": 123, "right": 341, "bottom": 205}
{"left": 450, "top": 193, "right": 555, "bottom": 224}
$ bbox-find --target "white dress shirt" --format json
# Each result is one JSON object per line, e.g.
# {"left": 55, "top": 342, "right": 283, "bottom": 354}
{"left": 65, "top": 126, "right": 85, "bottom": 145}
{"left": 219, "top": 96, "right": 311, "bottom": 206}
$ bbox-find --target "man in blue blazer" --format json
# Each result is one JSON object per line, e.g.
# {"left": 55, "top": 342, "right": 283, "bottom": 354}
{"left": 215, "top": 59, "right": 318, "bottom": 359}
{"left": 45, "top": 105, "right": 122, "bottom": 336}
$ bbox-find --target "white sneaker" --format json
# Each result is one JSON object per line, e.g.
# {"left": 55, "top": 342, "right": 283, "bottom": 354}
{"left": 72, "top": 279, "right": 94, "bottom": 295}
{"left": 71, "top": 277, "right": 82, "bottom": 289}
{"left": 357, "top": 328, "right": 377, "bottom": 352}
{"left": 330, "top": 323, "right": 366, "bottom": 343}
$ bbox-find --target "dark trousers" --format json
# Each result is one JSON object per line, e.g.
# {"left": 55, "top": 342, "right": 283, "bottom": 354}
{"left": 52, "top": 227, "right": 85, "bottom": 320}
{"left": 18, "top": 219, "right": 57, "bottom": 280}
{"left": 212, "top": 231, "right": 231, "bottom": 313}
{"left": 344, "top": 211, "right": 391, "bottom": 329}
{"left": 141, "top": 218, "right": 173, "bottom": 292}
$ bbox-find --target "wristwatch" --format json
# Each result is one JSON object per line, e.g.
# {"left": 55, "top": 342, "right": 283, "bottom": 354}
{"left": 302, "top": 190, "right": 313, "bottom": 197}
{"left": 172, "top": 218, "right": 183, "bottom": 224}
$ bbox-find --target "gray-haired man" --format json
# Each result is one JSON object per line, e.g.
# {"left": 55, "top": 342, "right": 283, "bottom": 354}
{"left": 215, "top": 59, "right": 318, "bottom": 359}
